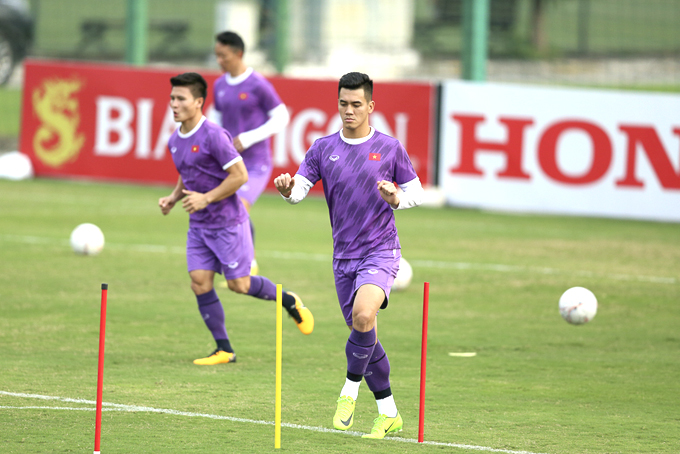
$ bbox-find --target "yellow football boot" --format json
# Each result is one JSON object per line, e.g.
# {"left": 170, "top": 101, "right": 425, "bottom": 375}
{"left": 362, "top": 413, "right": 403, "bottom": 439}
{"left": 332, "top": 396, "right": 356, "bottom": 430}
{"left": 193, "top": 349, "right": 236, "bottom": 365}
{"left": 285, "top": 291, "right": 314, "bottom": 335}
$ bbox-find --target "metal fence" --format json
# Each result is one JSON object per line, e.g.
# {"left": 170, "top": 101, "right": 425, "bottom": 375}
{"left": 411, "top": 0, "right": 680, "bottom": 87}
{"left": 22, "top": 0, "right": 680, "bottom": 86}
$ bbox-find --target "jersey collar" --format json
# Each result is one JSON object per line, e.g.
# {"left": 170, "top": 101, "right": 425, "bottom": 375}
{"left": 178, "top": 116, "right": 207, "bottom": 139}
{"left": 225, "top": 67, "right": 254, "bottom": 86}
{"left": 340, "top": 126, "right": 375, "bottom": 145}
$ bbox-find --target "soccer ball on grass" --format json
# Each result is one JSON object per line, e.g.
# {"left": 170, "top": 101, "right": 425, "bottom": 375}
{"left": 392, "top": 257, "right": 413, "bottom": 291}
{"left": 70, "top": 223, "right": 105, "bottom": 256}
{"left": 559, "top": 286, "right": 597, "bottom": 325}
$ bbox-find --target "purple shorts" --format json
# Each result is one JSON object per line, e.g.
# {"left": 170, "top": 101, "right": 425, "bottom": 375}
{"left": 186, "top": 221, "right": 253, "bottom": 280}
{"left": 237, "top": 165, "right": 272, "bottom": 206}
{"left": 333, "top": 248, "right": 401, "bottom": 327}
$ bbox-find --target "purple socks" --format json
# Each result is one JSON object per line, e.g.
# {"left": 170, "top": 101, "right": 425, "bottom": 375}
{"left": 196, "top": 289, "right": 228, "bottom": 341}
{"left": 346, "top": 330, "right": 392, "bottom": 397}
{"left": 346, "top": 328, "right": 377, "bottom": 378}
{"left": 364, "top": 341, "right": 391, "bottom": 393}
{"left": 247, "top": 275, "right": 277, "bottom": 301}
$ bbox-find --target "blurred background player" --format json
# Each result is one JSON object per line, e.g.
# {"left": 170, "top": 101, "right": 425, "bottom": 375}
{"left": 159, "top": 72, "right": 313, "bottom": 365}
{"left": 211, "top": 31, "right": 290, "bottom": 276}
{"left": 274, "top": 72, "right": 423, "bottom": 438}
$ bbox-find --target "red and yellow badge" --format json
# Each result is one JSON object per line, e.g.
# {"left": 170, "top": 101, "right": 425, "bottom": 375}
{"left": 369, "top": 153, "right": 381, "bottom": 161}
{"left": 239, "top": 92, "right": 248, "bottom": 100}
{"left": 191, "top": 145, "right": 199, "bottom": 153}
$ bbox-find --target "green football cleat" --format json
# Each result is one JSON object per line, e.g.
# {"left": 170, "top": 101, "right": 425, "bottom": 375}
{"left": 332, "top": 396, "right": 356, "bottom": 430}
{"left": 362, "top": 412, "right": 403, "bottom": 439}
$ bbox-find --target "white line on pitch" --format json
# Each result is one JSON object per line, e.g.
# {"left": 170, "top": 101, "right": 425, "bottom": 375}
{"left": 0, "top": 391, "right": 547, "bottom": 454}
{"left": 1, "top": 234, "right": 676, "bottom": 285}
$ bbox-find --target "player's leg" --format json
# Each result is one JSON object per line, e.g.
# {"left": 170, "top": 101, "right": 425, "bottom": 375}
{"left": 186, "top": 227, "right": 236, "bottom": 365}
{"left": 335, "top": 284, "right": 384, "bottom": 431}
{"left": 361, "top": 337, "right": 403, "bottom": 438}
{"left": 332, "top": 261, "right": 361, "bottom": 430}
{"left": 218, "top": 220, "right": 313, "bottom": 334}
{"left": 189, "top": 269, "right": 236, "bottom": 365}
{"left": 359, "top": 250, "right": 402, "bottom": 439}
{"left": 225, "top": 275, "right": 313, "bottom": 335}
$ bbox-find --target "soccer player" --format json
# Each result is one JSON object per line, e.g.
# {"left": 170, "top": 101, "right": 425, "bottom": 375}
{"left": 273, "top": 72, "right": 424, "bottom": 439}
{"left": 159, "top": 72, "right": 313, "bottom": 366}
{"left": 211, "top": 31, "right": 290, "bottom": 275}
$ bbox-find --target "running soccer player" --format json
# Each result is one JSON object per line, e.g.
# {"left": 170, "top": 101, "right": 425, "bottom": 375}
{"left": 211, "top": 31, "right": 290, "bottom": 275}
{"left": 274, "top": 72, "right": 424, "bottom": 439}
{"left": 159, "top": 72, "right": 313, "bottom": 366}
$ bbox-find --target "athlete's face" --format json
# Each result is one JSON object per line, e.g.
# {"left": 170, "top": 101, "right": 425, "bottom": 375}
{"left": 170, "top": 86, "right": 203, "bottom": 124}
{"left": 338, "top": 88, "right": 374, "bottom": 138}
{"left": 214, "top": 42, "right": 242, "bottom": 74}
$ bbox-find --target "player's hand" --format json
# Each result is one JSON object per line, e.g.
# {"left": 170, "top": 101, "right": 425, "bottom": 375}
{"left": 181, "top": 189, "right": 209, "bottom": 214}
{"left": 158, "top": 196, "right": 176, "bottom": 215}
{"left": 233, "top": 136, "right": 244, "bottom": 153}
{"left": 377, "top": 180, "right": 399, "bottom": 208}
{"left": 274, "top": 173, "right": 295, "bottom": 197}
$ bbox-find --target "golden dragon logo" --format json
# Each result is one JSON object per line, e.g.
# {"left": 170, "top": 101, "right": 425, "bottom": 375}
{"left": 32, "top": 78, "right": 85, "bottom": 167}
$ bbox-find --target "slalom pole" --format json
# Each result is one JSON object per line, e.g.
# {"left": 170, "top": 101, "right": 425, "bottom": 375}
{"left": 275, "top": 284, "right": 283, "bottom": 449}
{"left": 94, "top": 283, "right": 108, "bottom": 454}
{"left": 418, "top": 282, "right": 430, "bottom": 443}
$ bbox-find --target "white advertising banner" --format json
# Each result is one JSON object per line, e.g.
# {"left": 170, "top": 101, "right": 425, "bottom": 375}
{"left": 439, "top": 81, "right": 680, "bottom": 222}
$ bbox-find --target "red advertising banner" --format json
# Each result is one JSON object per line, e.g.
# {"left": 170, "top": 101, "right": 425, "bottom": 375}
{"left": 20, "top": 59, "right": 434, "bottom": 192}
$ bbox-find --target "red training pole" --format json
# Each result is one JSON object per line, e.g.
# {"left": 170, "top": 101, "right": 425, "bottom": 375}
{"left": 94, "top": 283, "right": 108, "bottom": 454}
{"left": 418, "top": 282, "right": 430, "bottom": 443}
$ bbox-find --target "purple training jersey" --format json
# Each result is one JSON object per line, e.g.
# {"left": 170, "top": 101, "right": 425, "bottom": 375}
{"left": 168, "top": 116, "right": 248, "bottom": 229}
{"left": 213, "top": 69, "right": 283, "bottom": 173}
{"left": 297, "top": 128, "right": 418, "bottom": 259}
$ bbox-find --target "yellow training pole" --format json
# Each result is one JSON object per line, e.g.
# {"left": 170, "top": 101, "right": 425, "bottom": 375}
{"left": 275, "top": 284, "right": 283, "bottom": 449}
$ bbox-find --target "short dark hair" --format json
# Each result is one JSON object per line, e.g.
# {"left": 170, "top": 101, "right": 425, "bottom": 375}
{"left": 170, "top": 72, "right": 208, "bottom": 101}
{"left": 338, "top": 72, "right": 373, "bottom": 101}
{"left": 215, "top": 31, "right": 245, "bottom": 53}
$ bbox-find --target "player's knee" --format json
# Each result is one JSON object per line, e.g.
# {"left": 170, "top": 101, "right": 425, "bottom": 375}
{"left": 352, "top": 310, "right": 375, "bottom": 331}
{"left": 227, "top": 280, "right": 249, "bottom": 294}
{"left": 190, "top": 281, "right": 212, "bottom": 295}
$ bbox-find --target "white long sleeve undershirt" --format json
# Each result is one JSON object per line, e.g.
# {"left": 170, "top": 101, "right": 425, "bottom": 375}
{"left": 281, "top": 174, "right": 424, "bottom": 210}
{"left": 280, "top": 174, "right": 314, "bottom": 204}
{"left": 393, "top": 177, "right": 424, "bottom": 210}
{"left": 238, "top": 103, "right": 290, "bottom": 150}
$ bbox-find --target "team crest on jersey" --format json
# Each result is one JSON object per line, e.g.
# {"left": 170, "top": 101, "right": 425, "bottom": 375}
{"left": 170, "top": 147, "right": 177, "bottom": 154}
{"left": 239, "top": 92, "right": 248, "bottom": 100}
{"left": 329, "top": 155, "right": 340, "bottom": 162}
{"left": 369, "top": 153, "right": 381, "bottom": 161}
{"left": 191, "top": 145, "right": 199, "bottom": 153}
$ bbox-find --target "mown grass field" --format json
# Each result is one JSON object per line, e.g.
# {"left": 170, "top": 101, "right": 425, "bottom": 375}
{"left": 0, "top": 178, "right": 679, "bottom": 453}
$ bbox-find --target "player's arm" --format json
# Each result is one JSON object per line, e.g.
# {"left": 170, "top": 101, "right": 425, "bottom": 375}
{"left": 181, "top": 157, "right": 248, "bottom": 214}
{"left": 159, "top": 176, "right": 186, "bottom": 215}
{"left": 235, "top": 104, "right": 290, "bottom": 152}
{"left": 377, "top": 177, "right": 424, "bottom": 210}
{"left": 274, "top": 173, "right": 313, "bottom": 205}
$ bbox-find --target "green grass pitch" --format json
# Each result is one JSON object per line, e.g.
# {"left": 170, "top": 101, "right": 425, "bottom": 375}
{"left": 0, "top": 178, "right": 679, "bottom": 453}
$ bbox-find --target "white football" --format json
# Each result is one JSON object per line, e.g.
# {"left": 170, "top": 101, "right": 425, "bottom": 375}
{"left": 392, "top": 257, "right": 413, "bottom": 291}
{"left": 70, "top": 223, "right": 105, "bottom": 256}
{"left": 559, "top": 286, "right": 597, "bottom": 325}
